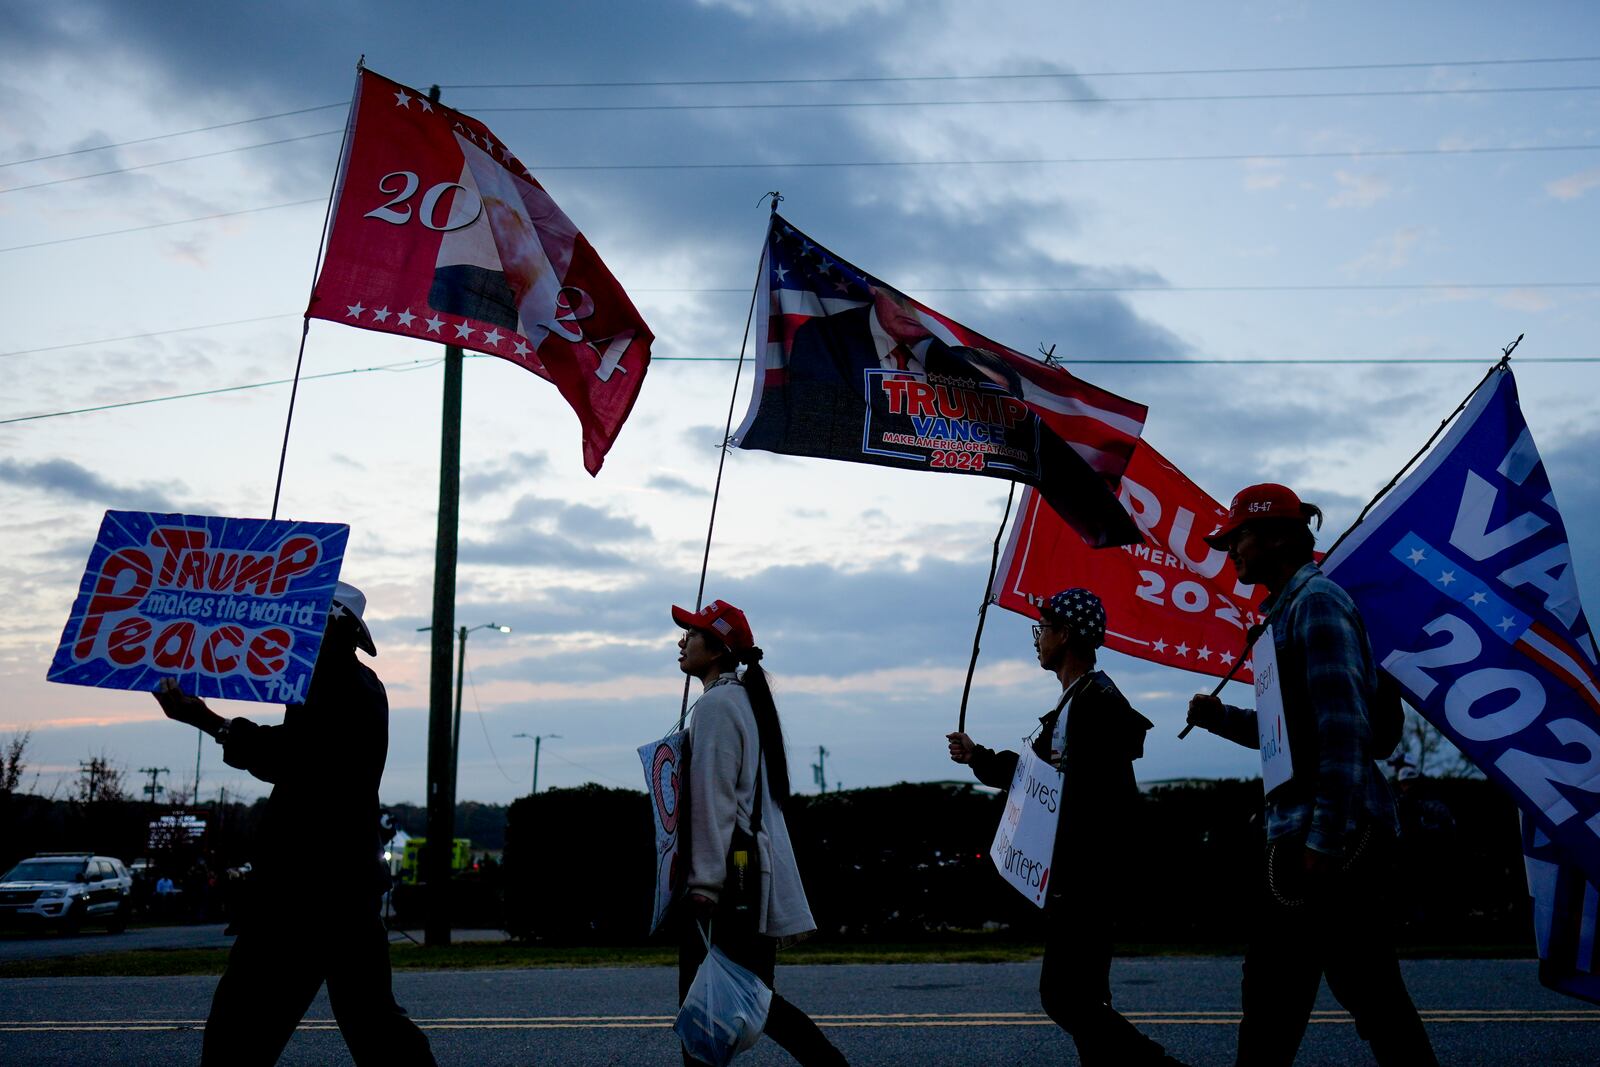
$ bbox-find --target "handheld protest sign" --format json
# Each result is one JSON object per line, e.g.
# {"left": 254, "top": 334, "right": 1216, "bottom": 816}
{"left": 47, "top": 512, "right": 349, "bottom": 704}
{"left": 639, "top": 730, "right": 687, "bottom": 934}
{"left": 990, "top": 745, "right": 1062, "bottom": 907}
{"left": 1253, "top": 625, "right": 1294, "bottom": 794}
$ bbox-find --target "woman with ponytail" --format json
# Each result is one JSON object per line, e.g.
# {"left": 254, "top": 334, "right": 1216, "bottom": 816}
{"left": 671, "top": 599, "right": 849, "bottom": 1067}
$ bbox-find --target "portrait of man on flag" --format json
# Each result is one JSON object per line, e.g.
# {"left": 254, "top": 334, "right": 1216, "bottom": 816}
{"left": 733, "top": 215, "right": 1149, "bottom": 548}
{"left": 308, "top": 67, "right": 653, "bottom": 474}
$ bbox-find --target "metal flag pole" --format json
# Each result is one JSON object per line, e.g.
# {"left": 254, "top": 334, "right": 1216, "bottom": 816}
{"left": 1177, "top": 335, "right": 1522, "bottom": 739}
{"left": 954, "top": 340, "right": 1056, "bottom": 734}
{"left": 956, "top": 482, "right": 1018, "bottom": 734}
{"left": 269, "top": 56, "right": 364, "bottom": 520}
{"left": 675, "top": 192, "right": 780, "bottom": 731}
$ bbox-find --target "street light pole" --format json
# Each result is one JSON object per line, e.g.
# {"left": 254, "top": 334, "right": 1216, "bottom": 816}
{"left": 513, "top": 733, "right": 561, "bottom": 795}
{"left": 418, "top": 618, "right": 511, "bottom": 946}
{"left": 449, "top": 623, "right": 513, "bottom": 770}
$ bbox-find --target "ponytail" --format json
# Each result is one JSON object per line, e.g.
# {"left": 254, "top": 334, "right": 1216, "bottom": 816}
{"left": 704, "top": 633, "right": 793, "bottom": 807}
{"left": 739, "top": 646, "right": 791, "bottom": 807}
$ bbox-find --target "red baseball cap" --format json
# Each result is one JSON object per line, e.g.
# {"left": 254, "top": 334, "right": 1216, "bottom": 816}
{"left": 671, "top": 599, "right": 754, "bottom": 653}
{"left": 1203, "top": 483, "right": 1314, "bottom": 548}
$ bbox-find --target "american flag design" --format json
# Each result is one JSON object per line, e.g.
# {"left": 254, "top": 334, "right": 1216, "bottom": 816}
{"left": 733, "top": 215, "right": 1148, "bottom": 548}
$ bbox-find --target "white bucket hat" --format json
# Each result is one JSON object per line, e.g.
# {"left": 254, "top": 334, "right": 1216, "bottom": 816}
{"left": 330, "top": 580, "right": 377, "bottom": 656}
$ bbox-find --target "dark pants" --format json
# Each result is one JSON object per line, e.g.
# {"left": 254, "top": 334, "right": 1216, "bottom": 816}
{"left": 677, "top": 906, "right": 848, "bottom": 1066}
{"left": 1236, "top": 830, "right": 1438, "bottom": 1067}
{"left": 1039, "top": 888, "right": 1179, "bottom": 1066}
{"left": 203, "top": 906, "right": 436, "bottom": 1067}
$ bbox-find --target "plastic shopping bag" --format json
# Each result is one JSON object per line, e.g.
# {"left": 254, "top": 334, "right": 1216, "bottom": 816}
{"left": 674, "top": 921, "right": 772, "bottom": 1066}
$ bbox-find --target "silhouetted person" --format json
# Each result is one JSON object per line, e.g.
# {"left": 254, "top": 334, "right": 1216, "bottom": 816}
{"left": 673, "top": 598, "right": 849, "bottom": 1066}
{"left": 948, "top": 588, "right": 1183, "bottom": 1066}
{"left": 1186, "top": 484, "right": 1437, "bottom": 1067}
{"left": 154, "top": 581, "right": 435, "bottom": 1067}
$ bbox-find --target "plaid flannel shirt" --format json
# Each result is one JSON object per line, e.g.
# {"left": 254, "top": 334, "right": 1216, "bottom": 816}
{"left": 1210, "top": 563, "right": 1398, "bottom": 855}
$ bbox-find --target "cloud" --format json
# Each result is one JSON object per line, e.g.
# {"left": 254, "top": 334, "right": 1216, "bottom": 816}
{"left": 1327, "top": 170, "right": 1392, "bottom": 209}
{"left": 695, "top": 0, "right": 907, "bottom": 28}
{"left": 1546, "top": 168, "right": 1600, "bottom": 202}
{"left": 458, "top": 493, "right": 648, "bottom": 567}
{"left": 1343, "top": 225, "right": 1424, "bottom": 275}
{"left": 458, "top": 527, "right": 628, "bottom": 569}
{"left": 1493, "top": 290, "right": 1555, "bottom": 313}
{"left": 461, "top": 451, "right": 550, "bottom": 496}
{"left": 0, "top": 457, "right": 182, "bottom": 511}
{"left": 646, "top": 473, "right": 711, "bottom": 498}
{"left": 556, "top": 502, "right": 652, "bottom": 542}
{"left": 1242, "top": 160, "right": 1286, "bottom": 191}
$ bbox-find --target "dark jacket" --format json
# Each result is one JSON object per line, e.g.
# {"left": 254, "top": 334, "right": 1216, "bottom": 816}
{"left": 220, "top": 647, "right": 389, "bottom": 907}
{"left": 969, "top": 671, "right": 1153, "bottom": 862}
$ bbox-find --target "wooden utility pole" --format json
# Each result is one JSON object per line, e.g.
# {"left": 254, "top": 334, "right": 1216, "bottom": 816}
{"left": 422, "top": 78, "right": 463, "bottom": 950}
{"left": 424, "top": 334, "right": 463, "bottom": 948}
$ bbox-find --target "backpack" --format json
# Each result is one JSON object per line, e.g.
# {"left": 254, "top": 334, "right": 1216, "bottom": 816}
{"left": 1370, "top": 668, "right": 1406, "bottom": 760}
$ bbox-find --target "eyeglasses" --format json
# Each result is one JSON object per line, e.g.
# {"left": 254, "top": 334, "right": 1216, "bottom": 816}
{"left": 1031, "top": 623, "right": 1055, "bottom": 641}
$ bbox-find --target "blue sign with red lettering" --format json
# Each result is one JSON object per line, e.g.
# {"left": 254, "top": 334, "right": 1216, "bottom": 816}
{"left": 47, "top": 512, "right": 350, "bottom": 704}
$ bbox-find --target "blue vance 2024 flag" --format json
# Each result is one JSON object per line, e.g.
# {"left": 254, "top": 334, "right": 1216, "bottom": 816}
{"left": 1324, "top": 366, "right": 1600, "bottom": 1004}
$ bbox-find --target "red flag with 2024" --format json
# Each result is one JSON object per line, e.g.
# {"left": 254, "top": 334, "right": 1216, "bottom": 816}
{"left": 993, "top": 442, "right": 1268, "bottom": 681}
{"left": 309, "top": 67, "right": 652, "bottom": 474}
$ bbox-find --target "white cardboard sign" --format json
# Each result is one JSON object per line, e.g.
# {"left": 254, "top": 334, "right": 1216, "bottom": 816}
{"left": 1254, "top": 624, "right": 1294, "bottom": 794}
{"left": 990, "top": 745, "right": 1062, "bottom": 907}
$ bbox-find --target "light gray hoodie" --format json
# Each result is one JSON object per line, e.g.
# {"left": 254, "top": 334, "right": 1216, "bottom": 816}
{"left": 685, "top": 677, "right": 816, "bottom": 940}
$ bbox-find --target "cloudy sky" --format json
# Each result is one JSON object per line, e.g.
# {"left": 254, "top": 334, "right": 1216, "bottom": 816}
{"left": 3, "top": 1, "right": 1597, "bottom": 807}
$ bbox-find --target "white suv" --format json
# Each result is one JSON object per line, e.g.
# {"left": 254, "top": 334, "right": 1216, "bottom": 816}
{"left": 0, "top": 853, "right": 133, "bottom": 933}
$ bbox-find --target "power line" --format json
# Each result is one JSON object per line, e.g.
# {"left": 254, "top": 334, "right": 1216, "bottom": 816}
{"left": 0, "top": 130, "right": 340, "bottom": 195}
{"left": 544, "top": 749, "right": 635, "bottom": 790}
{"left": 631, "top": 282, "right": 1600, "bottom": 295}
{"left": 444, "top": 55, "right": 1600, "bottom": 90}
{"left": 0, "top": 199, "right": 322, "bottom": 254}
{"left": 5, "top": 355, "right": 1595, "bottom": 427}
{"left": 464, "top": 657, "right": 521, "bottom": 787}
{"left": 7, "top": 56, "right": 1587, "bottom": 180}
{"left": 0, "top": 103, "right": 347, "bottom": 170}
{"left": 470, "top": 84, "right": 1600, "bottom": 114}
{"left": 0, "top": 314, "right": 300, "bottom": 360}
{"left": 529, "top": 142, "right": 1600, "bottom": 172}
{"left": 6, "top": 271, "right": 1595, "bottom": 361}
{"left": 0, "top": 355, "right": 445, "bottom": 425}
{"left": 2, "top": 136, "right": 1591, "bottom": 200}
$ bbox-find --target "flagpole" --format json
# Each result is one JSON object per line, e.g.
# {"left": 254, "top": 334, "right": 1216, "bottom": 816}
{"left": 676, "top": 193, "right": 780, "bottom": 732}
{"left": 269, "top": 57, "right": 364, "bottom": 520}
{"left": 1176, "top": 337, "right": 1521, "bottom": 739}
{"left": 956, "top": 483, "right": 1018, "bottom": 734}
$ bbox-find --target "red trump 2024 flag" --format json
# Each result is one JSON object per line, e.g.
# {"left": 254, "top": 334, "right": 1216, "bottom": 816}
{"left": 733, "top": 215, "right": 1148, "bottom": 547}
{"left": 993, "top": 443, "right": 1269, "bottom": 681}
{"left": 309, "top": 68, "right": 653, "bottom": 474}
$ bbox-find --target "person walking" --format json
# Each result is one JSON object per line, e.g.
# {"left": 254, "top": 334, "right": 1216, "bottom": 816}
{"left": 947, "top": 588, "right": 1184, "bottom": 1066}
{"left": 153, "top": 581, "right": 436, "bottom": 1067}
{"left": 673, "top": 598, "right": 849, "bottom": 1067}
{"left": 1185, "top": 483, "right": 1438, "bottom": 1067}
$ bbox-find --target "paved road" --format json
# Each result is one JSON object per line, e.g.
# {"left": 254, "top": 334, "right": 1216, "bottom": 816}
{"left": 0, "top": 957, "right": 1593, "bottom": 1065}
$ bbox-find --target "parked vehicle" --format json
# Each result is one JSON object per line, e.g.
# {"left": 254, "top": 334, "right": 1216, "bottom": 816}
{"left": 0, "top": 853, "right": 133, "bottom": 933}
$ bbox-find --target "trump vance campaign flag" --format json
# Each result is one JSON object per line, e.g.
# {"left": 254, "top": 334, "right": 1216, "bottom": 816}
{"left": 732, "top": 215, "right": 1148, "bottom": 548}
{"left": 1322, "top": 365, "right": 1600, "bottom": 1002}
{"left": 993, "top": 443, "right": 1269, "bottom": 682}
{"left": 309, "top": 67, "right": 653, "bottom": 474}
